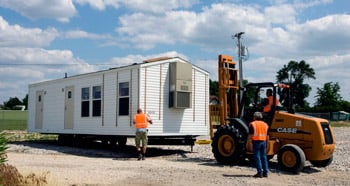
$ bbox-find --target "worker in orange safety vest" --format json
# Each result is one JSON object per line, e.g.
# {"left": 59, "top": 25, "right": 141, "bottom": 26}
{"left": 249, "top": 112, "right": 269, "bottom": 178}
{"left": 263, "top": 89, "right": 279, "bottom": 113}
{"left": 133, "top": 108, "right": 153, "bottom": 160}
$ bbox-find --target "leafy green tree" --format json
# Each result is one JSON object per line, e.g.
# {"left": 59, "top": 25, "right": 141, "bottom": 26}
{"left": 22, "top": 94, "right": 28, "bottom": 110}
{"left": 3, "top": 97, "right": 22, "bottom": 110}
{"left": 210, "top": 79, "right": 219, "bottom": 97}
{"left": 210, "top": 79, "right": 250, "bottom": 98}
{"left": 339, "top": 100, "right": 350, "bottom": 113}
{"left": 276, "top": 60, "right": 315, "bottom": 108}
{"left": 314, "top": 82, "right": 342, "bottom": 111}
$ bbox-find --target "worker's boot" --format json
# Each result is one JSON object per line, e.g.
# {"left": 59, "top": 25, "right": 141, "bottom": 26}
{"left": 253, "top": 173, "right": 262, "bottom": 178}
{"left": 137, "top": 153, "right": 142, "bottom": 161}
{"left": 141, "top": 153, "right": 145, "bottom": 160}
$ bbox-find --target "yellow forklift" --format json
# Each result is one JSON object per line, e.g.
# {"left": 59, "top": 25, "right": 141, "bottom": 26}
{"left": 211, "top": 54, "right": 335, "bottom": 173}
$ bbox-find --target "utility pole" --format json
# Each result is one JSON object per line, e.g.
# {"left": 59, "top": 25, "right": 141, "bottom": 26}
{"left": 233, "top": 32, "right": 245, "bottom": 100}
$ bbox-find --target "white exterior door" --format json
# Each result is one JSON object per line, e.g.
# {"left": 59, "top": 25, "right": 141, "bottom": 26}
{"left": 64, "top": 86, "right": 74, "bottom": 129}
{"left": 35, "top": 91, "right": 44, "bottom": 129}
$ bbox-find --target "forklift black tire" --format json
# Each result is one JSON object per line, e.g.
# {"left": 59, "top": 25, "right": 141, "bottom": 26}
{"left": 310, "top": 156, "right": 333, "bottom": 167}
{"left": 211, "top": 125, "right": 246, "bottom": 165}
{"left": 278, "top": 144, "right": 305, "bottom": 174}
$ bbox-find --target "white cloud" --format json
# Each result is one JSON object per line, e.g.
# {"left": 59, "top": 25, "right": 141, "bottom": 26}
{"left": 288, "top": 14, "right": 350, "bottom": 56}
{"left": 264, "top": 4, "right": 296, "bottom": 24}
{"left": 108, "top": 51, "right": 187, "bottom": 67}
{"left": 64, "top": 30, "right": 112, "bottom": 40}
{"left": 116, "top": 3, "right": 267, "bottom": 50}
{"left": 292, "top": 0, "right": 333, "bottom": 9}
{"left": 0, "top": 17, "right": 113, "bottom": 50}
{"left": 0, "top": 67, "right": 44, "bottom": 81}
{"left": 0, "top": 15, "right": 101, "bottom": 102}
{"left": 0, "top": 67, "right": 44, "bottom": 101}
{"left": 116, "top": 12, "right": 180, "bottom": 49}
{"left": 74, "top": 0, "right": 120, "bottom": 10}
{"left": 74, "top": 0, "right": 197, "bottom": 13}
{"left": 0, "top": 16, "right": 59, "bottom": 47}
{"left": 0, "top": 0, "right": 77, "bottom": 22}
{"left": 0, "top": 47, "right": 97, "bottom": 102}
{"left": 121, "top": 0, "right": 198, "bottom": 13}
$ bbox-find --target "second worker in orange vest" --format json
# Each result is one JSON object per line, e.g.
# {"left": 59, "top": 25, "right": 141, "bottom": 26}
{"left": 263, "top": 89, "right": 279, "bottom": 113}
{"left": 249, "top": 112, "right": 269, "bottom": 178}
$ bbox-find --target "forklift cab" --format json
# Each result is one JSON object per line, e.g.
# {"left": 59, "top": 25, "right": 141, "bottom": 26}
{"left": 239, "top": 82, "right": 282, "bottom": 125}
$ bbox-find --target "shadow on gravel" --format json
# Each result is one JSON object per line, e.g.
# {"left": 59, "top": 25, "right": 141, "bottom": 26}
{"left": 8, "top": 140, "right": 189, "bottom": 160}
{"left": 177, "top": 156, "right": 321, "bottom": 175}
{"left": 222, "top": 174, "right": 252, "bottom": 178}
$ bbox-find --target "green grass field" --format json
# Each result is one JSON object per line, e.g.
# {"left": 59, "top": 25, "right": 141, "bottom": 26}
{"left": 0, "top": 110, "right": 27, "bottom": 131}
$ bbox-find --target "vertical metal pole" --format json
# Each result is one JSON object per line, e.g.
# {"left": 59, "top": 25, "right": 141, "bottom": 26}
{"left": 238, "top": 35, "right": 243, "bottom": 91}
{"left": 233, "top": 32, "right": 245, "bottom": 101}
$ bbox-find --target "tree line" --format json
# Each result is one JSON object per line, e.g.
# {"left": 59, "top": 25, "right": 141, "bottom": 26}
{"left": 1, "top": 95, "right": 28, "bottom": 110}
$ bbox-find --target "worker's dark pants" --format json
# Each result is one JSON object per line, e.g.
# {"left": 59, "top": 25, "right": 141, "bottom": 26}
{"left": 253, "top": 140, "right": 269, "bottom": 174}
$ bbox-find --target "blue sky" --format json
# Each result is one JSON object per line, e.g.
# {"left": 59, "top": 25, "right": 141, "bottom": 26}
{"left": 0, "top": 0, "right": 349, "bottom": 105}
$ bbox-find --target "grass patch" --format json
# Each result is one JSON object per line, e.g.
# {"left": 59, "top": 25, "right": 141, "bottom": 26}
{"left": 0, "top": 110, "right": 27, "bottom": 131}
{"left": 2, "top": 131, "right": 57, "bottom": 142}
{"left": 330, "top": 121, "right": 350, "bottom": 127}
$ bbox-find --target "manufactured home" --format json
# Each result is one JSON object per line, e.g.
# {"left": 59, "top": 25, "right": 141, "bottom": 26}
{"left": 27, "top": 57, "right": 209, "bottom": 146}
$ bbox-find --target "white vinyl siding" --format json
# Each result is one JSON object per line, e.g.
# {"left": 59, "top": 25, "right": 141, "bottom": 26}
{"left": 27, "top": 58, "right": 209, "bottom": 137}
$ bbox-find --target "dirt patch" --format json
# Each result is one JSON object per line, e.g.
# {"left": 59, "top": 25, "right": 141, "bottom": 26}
{"left": 6, "top": 127, "right": 350, "bottom": 185}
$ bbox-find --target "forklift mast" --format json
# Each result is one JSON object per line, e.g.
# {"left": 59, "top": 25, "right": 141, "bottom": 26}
{"left": 218, "top": 54, "right": 239, "bottom": 125}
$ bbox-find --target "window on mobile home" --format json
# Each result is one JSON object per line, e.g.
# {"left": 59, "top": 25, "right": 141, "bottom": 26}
{"left": 93, "top": 86, "right": 102, "bottom": 117}
{"left": 118, "top": 82, "right": 129, "bottom": 116}
{"left": 81, "top": 87, "right": 90, "bottom": 117}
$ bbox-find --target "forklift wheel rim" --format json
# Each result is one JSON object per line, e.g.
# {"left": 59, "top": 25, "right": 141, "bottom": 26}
{"left": 218, "top": 134, "right": 235, "bottom": 157}
{"left": 282, "top": 151, "right": 297, "bottom": 168}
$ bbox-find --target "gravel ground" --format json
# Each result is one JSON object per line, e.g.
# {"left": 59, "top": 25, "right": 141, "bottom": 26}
{"left": 5, "top": 127, "right": 350, "bottom": 186}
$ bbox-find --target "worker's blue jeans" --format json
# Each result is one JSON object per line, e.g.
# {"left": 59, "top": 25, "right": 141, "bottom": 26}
{"left": 253, "top": 140, "right": 269, "bottom": 175}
